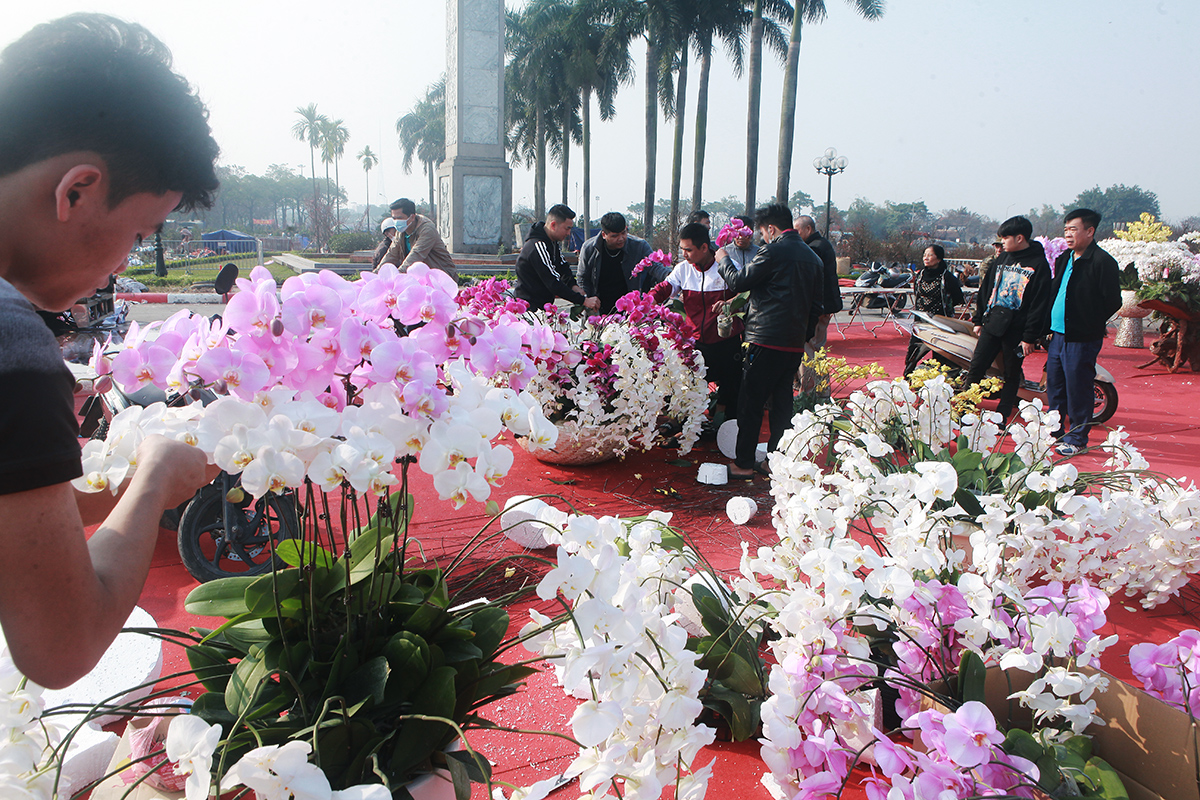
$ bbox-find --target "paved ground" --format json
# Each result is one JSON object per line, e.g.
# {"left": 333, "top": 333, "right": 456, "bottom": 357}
{"left": 124, "top": 298, "right": 226, "bottom": 324}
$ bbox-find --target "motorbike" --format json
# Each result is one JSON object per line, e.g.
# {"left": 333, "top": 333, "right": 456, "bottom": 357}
{"left": 908, "top": 312, "right": 1118, "bottom": 424}
{"left": 66, "top": 264, "right": 298, "bottom": 583}
{"left": 852, "top": 262, "right": 913, "bottom": 312}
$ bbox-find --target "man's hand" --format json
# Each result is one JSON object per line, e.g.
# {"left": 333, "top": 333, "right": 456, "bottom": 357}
{"left": 1020, "top": 340, "right": 1037, "bottom": 356}
{"left": 711, "top": 299, "right": 728, "bottom": 314}
{"left": 715, "top": 247, "right": 728, "bottom": 262}
{"left": 135, "top": 436, "right": 217, "bottom": 511}
{"left": 571, "top": 285, "right": 586, "bottom": 297}
{"left": 584, "top": 296, "right": 600, "bottom": 310}
{"left": 972, "top": 325, "right": 982, "bottom": 336}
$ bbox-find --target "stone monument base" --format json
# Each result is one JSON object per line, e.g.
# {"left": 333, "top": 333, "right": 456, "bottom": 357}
{"left": 436, "top": 156, "right": 512, "bottom": 256}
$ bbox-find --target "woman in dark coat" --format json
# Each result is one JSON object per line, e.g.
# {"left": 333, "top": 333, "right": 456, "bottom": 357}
{"left": 903, "top": 244, "right": 965, "bottom": 377}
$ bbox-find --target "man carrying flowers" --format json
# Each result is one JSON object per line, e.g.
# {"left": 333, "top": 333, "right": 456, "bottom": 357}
{"left": 0, "top": 14, "right": 219, "bottom": 688}
{"left": 651, "top": 222, "right": 743, "bottom": 422}
{"left": 716, "top": 204, "right": 823, "bottom": 479}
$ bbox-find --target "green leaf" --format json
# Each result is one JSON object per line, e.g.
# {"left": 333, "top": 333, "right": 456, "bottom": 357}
{"left": 186, "top": 644, "right": 234, "bottom": 693}
{"left": 1003, "top": 729, "right": 1045, "bottom": 763}
{"left": 222, "top": 619, "right": 272, "bottom": 652}
{"left": 244, "top": 570, "right": 306, "bottom": 617}
{"left": 344, "top": 656, "right": 390, "bottom": 708}
{"left": 1063, "top": 735, "right": 1093, "bottom": 763}
{"left": 225, "top": 641, "right": 282, "bottom": 718}
{"left": 389, "top": 666, "right": 458, "bottom": 776}
{"left": 466, "top": 607, "right": 509, "bottom": 661}
{"left": 446, "top": 749, "right": 492, "bottom": 783}
{"left": 952, "top": 488, "right": 985, "bottom": 518}
{"left": 1036, "top": 752, "right": 1063, "bottom": 792}
{"left": 705, "top": 683, "right": 761, "bottom": 741}
{"left": 184, "top": 575, "right": 260, "bottom": 617}
{"left": 190, "top": 691, "right": 236, "bottom": 727}
{"left": 1082, "top": 757, "right": 1130, "bottom": 800}
{"left": 956, "top": 650, "right": 986, "bottom": 705}
{"left": 273, "top": 539, "right": 335, "bottom": 569}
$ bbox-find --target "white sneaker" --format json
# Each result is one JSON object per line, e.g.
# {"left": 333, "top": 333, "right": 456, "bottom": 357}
{"left": 1055, "top": 443, "right": 1080, "bottom": 457}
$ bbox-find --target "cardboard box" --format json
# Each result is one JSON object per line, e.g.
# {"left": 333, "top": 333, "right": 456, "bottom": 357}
{"left": 924, "top": 666, "right": 1199, "bottom": 800}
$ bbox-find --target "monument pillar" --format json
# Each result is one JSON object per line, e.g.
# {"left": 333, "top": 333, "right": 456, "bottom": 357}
{"left": 437, "top": 0, "right": 513, "bottom": 255}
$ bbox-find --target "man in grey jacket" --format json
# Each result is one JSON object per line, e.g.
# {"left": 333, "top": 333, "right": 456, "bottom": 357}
{"left": 577, "top": 212, "right": 656, "bottom": 312}
{"left": 380, "top": 197, "right": 458, "bottom": 281}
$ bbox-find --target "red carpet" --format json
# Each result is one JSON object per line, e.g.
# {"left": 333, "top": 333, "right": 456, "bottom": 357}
{"left": 95, "top": 319, "right": 1200, "bottom": 798}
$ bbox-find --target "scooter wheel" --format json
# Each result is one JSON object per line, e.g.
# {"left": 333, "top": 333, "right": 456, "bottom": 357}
{"left": 177, "top": 483, "right": 299, "bottom": 583}
{"left": 1093, "top": 381, "right": 1118, "bottom": 425}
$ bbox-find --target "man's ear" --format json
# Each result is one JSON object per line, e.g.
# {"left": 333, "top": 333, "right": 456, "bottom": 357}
{"left": 53, "top": 164, "right": 104, "bottom": 223}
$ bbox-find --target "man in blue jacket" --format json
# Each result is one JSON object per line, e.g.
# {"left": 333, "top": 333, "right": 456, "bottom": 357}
{"left": 1045, "top": 209, "right": 1121, "bottom": 456}
{"left": 576, "top": 212, "right": 654, "bottom": 313}
{"left": 716, "top": 204, "right": 822, "bottom": 479}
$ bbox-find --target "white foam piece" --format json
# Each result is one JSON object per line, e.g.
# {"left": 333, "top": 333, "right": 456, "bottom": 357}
{"left": 43, "top": 606, "right": 163, "bottom": 727}
{"left": 500, "top": 495, "right": 553, "bottom": 549}
{"left": 726, "top": 497, "right": 758, "bottom": 525}
{"left": 696, "top": 463, "right": 728, "bottom": 485}
{"left": 717, "top": 420, "right": 768, "bottom": 462}
{"left": 54, "top": 721, "right": 119, "bottom": 799}
{"left": 716, "top": 420, "right": 739, "bottom": 459}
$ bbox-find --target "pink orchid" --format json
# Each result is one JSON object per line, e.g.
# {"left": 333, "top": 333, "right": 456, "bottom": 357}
{"left": 941, "top": 701, "right": 1002, "bottom": 769}
{"left": 194, "top": 348, "right": 270, "bottom": 399}
{"left": 111, "top": 343, "right": 178, "bottom": 391}
{"left": 631, "top": 249, "right": 671, "bottom": 277}
{"left": 715, "top": 221, "right": 753, "bottom": 248}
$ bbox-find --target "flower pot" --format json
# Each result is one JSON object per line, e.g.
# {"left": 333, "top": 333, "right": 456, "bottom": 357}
{"left": 1115, "top": 289, "right": 1151, "bottom": 348}
{"left": 526, "top": 421, "right": 625, "bottom": 466}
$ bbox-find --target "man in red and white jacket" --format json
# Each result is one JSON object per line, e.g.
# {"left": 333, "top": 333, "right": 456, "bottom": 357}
{"left": 651, "top": 222, "right": 743, "bottom": 419}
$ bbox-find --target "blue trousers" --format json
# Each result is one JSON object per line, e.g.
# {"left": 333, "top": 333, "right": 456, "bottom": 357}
{"left": 1045, "top": 334, "right": 1102, "bottom": 447}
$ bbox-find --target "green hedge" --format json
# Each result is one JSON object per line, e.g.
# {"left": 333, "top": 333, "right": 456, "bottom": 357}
{"left": 329, "top": 232, "right": 378, "bottom": 253}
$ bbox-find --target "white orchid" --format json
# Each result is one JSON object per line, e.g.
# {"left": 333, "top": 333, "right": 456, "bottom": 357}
{"left": 165, "top": 714, "right": 222, "bottom": 800}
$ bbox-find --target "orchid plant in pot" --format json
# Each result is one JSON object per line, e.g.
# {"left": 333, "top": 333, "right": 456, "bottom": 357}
{"left": 457, "top": 279, "right": 710, "bottom": 463}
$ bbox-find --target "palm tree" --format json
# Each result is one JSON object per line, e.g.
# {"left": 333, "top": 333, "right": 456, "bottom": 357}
{"left": 742, "top": 0, "right": 791, "bottom": 215}
{"left": 320, "top": 118, "right": 350, "bottom": 229}
{"left": 560, "top": 0, "right": 638, "bottom": 239}
{"left": 689, "top": 0, "right": 757, "bottom": 212}
{"left": 357, "top": 146, "right": 379, "bottom": 230}
{"left": 396, "top": 78, "right": 446, "bottom": 222}
{"left": 292, "top": 104, "right": 327, "bottom": 240}
{"left": 505, "top": 0, "right": 576, "bottom": 220}
{"left": 640, "top": 0, "right": 690, "bottom": 237}
{"left": 774, "top": 0, "right": 883, "bottom": 205}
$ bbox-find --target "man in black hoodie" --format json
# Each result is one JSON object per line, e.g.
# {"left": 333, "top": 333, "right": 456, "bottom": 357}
{"left": 966, "top": 216, "right": 1052, "bottom": 422}
{"left": 1044, "top": 209, "right": 1121, "bottom": 456}
{"left": 513, "top": 204, "right": 587, "bottom": 311}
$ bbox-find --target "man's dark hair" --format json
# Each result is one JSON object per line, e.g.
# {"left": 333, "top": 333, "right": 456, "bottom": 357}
{"left": 0, "top": 14, "right": 219, "bottom": 211}
{"left": 754, "top": 203, "right": 793, "bottom": 231}
{"left": 391, "top": 197, "right": 416, "bottom": 216}
{"left": 600, "top": 211, "right": 627, "bottom": 233}
{"left": 547, "top": 203, "right": 575, "bottom": 222}
{"left": 687, "top": 210, "right": 710, "bottom": 224}
{"left": 1064, "top": 208, "right": 1102, "bottom": 232}
{"left": 997, "top": 215, "right": 1033, "bottom": 240}
{"left": 679, "top": 222, "right": 712, "bottom": 250}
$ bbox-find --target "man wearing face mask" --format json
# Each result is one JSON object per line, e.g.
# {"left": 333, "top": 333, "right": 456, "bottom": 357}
{"left": 716, "top": 204, "right": 823, "bottom": 479}
{"left": 380, "top": 197, "right": 458, "bottom": 281}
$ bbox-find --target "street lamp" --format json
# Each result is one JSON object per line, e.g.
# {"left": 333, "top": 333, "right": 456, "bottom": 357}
{"left": 813, "top": 147, "right": 848, "bottom": 238}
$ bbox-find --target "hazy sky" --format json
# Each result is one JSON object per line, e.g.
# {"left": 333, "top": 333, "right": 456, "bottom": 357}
{"left": 5, "top": 1, "right": 1198, "bottom": 224}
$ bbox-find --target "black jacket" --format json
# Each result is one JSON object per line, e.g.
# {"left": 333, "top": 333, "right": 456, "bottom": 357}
{"left": 803, "top": 231, "right": 843, "bottom": 315}
{"left": 972, "top": 240, "right": 1052, "bottom": 343}
{"left": 576, "top": 233, "right": 656, "bottom": 297}
{"left": 1046, "top": 241, "right": 1121, "bottom": 341}
{"left": 513, "top": 222, "right": 583, "bottom": 311}
{"left": 913, "top": 264, "right": 964, "bottom": 317}
{"left": 718, "top": 230, "right": 823, "bottom": 349}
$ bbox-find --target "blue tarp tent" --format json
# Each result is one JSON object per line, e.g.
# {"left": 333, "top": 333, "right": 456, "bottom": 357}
{"left": 201, "top": 229, "right": 257, "bottom": 254}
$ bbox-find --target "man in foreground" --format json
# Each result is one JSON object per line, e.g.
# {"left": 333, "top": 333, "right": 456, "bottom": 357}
{"left": 381, "top": 197, "right": 458, "bottom": 281}
{"left": 513, "top": 204, "right": 587, "bottom": 311}
{"left": 0, "top": 14, "right": 220, "bottom": 688}
{"left": 577, "top": 212, "right": 653, "bottom": 313}
{"left": 716, "top": 204, "right": 822, "bottom": 479}
{"left": 1045, "top": 209, "right": 1121, "bottom": 456}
